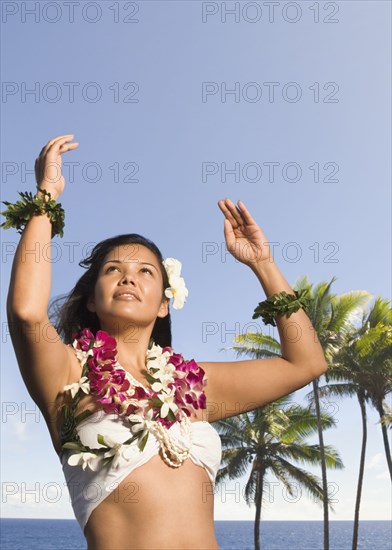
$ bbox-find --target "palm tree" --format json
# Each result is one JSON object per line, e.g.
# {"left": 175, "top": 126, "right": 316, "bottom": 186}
{"left": 379, "top": 402, "right": 392, "bottom": 431}
{"left": 305, "top": 296, "right": 392, "bottom": 549}
{"left": 222, "top": 276, "right": 371, "bottom": 550}
{"left": 352, "top": 297, "right": 392, "bottom": 477}
{"left": 213, "top": 395, "right": 343, "bottom": 550}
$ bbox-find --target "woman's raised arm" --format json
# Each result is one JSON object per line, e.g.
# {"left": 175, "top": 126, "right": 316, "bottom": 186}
{"left": 6, "top": 134, "right": 79, "bottom": 416}
{"left": 200, "top": 198, "right": 328, "bottom": 423}
{"left": 7, "top": 134, "right": 78, "bottom": 320}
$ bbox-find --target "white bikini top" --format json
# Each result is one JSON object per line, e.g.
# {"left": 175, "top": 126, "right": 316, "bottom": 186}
{"left": 59, "top": 407, "right": 222, "bottom": 533}
{"left": 59, "top": 345, "right": 222, "bottom": 533}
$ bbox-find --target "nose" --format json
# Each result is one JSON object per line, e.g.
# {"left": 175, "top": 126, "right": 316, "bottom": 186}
{"left": 120, "top": 272, "right": 136, "bottom": 285}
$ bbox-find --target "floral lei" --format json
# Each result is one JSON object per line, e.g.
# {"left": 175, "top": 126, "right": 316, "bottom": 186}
{"left": 60, "top": 328, "right": 207, "bottom": 471}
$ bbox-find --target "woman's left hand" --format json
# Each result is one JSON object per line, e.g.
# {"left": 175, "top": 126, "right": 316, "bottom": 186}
{"left": 217, "top": 198, "right": 273, "bottom": 268}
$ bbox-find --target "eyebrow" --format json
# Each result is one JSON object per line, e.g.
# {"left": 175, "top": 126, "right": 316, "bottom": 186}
{"left": 103, "top": 259, "right": 158, "bottom": 271}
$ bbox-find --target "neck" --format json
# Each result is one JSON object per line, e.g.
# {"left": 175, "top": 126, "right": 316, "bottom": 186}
{"left": 98, "top": 319, "right": 155, "bottom": 375}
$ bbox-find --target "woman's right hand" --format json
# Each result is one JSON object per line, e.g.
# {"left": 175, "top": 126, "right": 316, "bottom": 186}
{"left": 35, "top": 134, "right": 79, "bottom": 200}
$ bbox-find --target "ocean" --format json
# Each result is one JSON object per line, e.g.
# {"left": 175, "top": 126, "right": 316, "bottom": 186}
{"left": 1, "top": 519, "right": 391, "bottom": 549}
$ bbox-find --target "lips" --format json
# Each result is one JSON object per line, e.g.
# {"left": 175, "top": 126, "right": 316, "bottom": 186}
{"left": 113, "top": 290, "right": 140, "bottom": 301}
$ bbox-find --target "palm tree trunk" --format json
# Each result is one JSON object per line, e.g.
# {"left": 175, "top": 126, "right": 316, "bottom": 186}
{"left": 376, "top": 398, "right": 392, "bottom": 480}
{"left": 313, "top": 377, "right": 329, "bottom": 550}
{"left": 254, "top": 469, "right": 263, "bottom": 550}
{"left": 352, "top": 394, "right": 367, "bottom": 550}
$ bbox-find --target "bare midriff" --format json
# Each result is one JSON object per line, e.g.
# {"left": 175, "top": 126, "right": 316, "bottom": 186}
{"left": 83, "top": 434, "right": 219, "bottom": 550}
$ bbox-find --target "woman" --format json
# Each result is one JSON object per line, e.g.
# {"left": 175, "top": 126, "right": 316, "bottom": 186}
{"left": 5, "top": 134, "right": 328, "bottom": 550}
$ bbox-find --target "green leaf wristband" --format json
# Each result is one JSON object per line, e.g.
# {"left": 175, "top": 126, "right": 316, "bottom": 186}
{"left": 0, "top": 189, "right": 65, "bottom": 239}
{"left": 252, "top": 288, "right": 311, "bottom": 327}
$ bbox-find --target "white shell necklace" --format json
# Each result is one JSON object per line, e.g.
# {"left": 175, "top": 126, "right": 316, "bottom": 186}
{"left": 123, "top": 368, "right": 193, "bottom": 468}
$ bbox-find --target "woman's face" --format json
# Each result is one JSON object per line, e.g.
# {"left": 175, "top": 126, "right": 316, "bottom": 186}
{"left": 87, "top": 244, "right": 169, "bottom": 329}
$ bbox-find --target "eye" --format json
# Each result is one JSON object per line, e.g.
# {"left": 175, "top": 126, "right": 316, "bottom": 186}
{"left": 106, "top": 265, "right": 120, "bottom": 272}
{"left": 141, "top": 267, "right": 153, "bottom": 275}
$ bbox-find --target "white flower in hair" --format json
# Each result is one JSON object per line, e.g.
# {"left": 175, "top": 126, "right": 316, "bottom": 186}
{"left": 162, "top": 258, "right": 189, "bottom": 310}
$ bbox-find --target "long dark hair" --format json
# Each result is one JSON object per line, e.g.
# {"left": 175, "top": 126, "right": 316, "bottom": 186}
{"left": 49, "top": 234, "right": 172, "bottom": 347}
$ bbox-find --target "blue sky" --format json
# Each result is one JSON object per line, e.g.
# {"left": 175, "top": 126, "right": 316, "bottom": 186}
{"left": 1, "top": 0, "right": 390, "bottom": 523}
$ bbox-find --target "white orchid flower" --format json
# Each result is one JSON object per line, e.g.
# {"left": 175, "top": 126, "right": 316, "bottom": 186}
{"left": 146, "top": 344, "right": 171, "bottom": 370}
{"left": 152, "top": 358, "right": 175, "bottom": 379}
{"left": 159, "top": 392, "right": 179, "bottom": 418}
{"left": 150, "top": 381, "right": 163, "bottom": 392}
{"left": 147, "top": 354, "right": 169, "bottom": 371}
{"left": 146, "top": 342, "right": 163, "bottom": 357}
{"left": 64, "top": 376, "right": 90, "bottom": 399}
{"left": 127, "top": 408, "right": 155, "bottom": 441}
{"left": 101, "top": 436, "right": 131, "bottom": 469}
{"left": 67, "top": 450, "right": 101, "bottom": 471}
{"left": 162, "top": 258, "right": 182, "bottom": 277}
{"left": 159, "top": 362, "right": 176, "bottom": 377}
{"left": 73, "top": 347, "right": 93, "bottom": 368}
{"left": 162, "top": 258, "right": 188, "bottom": 310}
{"left": 164, "top": 278, "right": 188, "bottom": 309}
{"left": 150, "top": 367, "right": 175, "bottom": 392}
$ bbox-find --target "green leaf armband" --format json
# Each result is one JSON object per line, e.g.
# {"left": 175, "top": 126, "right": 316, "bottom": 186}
{"left": 252, "top": 288, "right": 311, "bottom": 327}
{"left": 0, "top": 189, "right": 65, "bottom": 239}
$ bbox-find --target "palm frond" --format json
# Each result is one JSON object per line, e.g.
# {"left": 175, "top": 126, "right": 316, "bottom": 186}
{"left": 273, "top": 456, "right": 335, "bottom": 510}
{"left": 328, "top": 291, "right": 373, "bottom": 333}
{"left": 365, "top": 296, "right": 392, "bottom": 327}
{"left": 276, "top": 442, "right": 344, "bottom": 470}
{"left": 219, "top": 332, "right": 281, "bottom": 359}
{"left": 304, "top": 382, "right": 359, "bottom": 404}
{"left": 281, "top": 404, "right": 338, "bottom": 440}
{"left": 219, "top": 447, "right": 254, "bottom": 480}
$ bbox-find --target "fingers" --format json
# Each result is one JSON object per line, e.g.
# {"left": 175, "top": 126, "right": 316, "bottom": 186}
{"left": 46, "top": 135, "right": 77, "bottom": 158}
{"left": 58, "top": 141, "right": 79, "bottom": 153}
{"left": 217, "top": 198, "right": 246, "bottom": 228}
{"left": 237, "top": 200, "right": 257, "bottom": 225}
{"left": 36, "top": 136, "right": 77, "bottom": 176}
{"left": 35, "top": 134, "right": 77, "bottom": 184}
{"left": 39, "top": 134, "right": 74, "bottom": 157}
{"left": 223, "top": 218, "right": 236, "bottom": 250}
